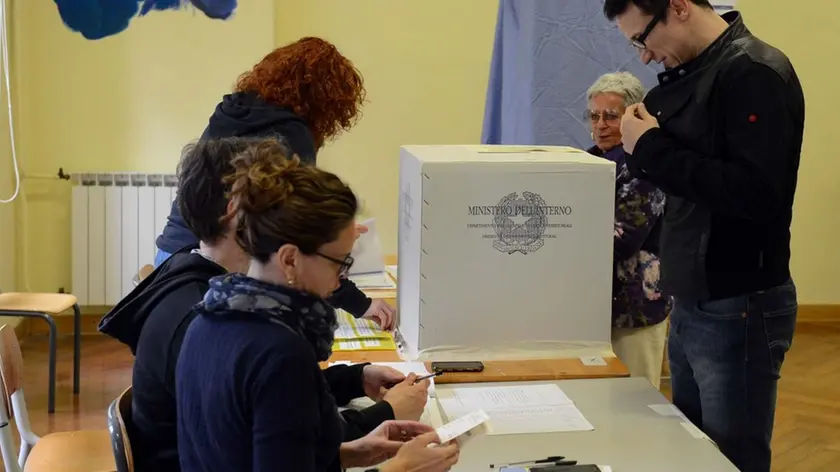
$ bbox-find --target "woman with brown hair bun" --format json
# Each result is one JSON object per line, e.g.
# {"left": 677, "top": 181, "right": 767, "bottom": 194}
{"left": 174, "top": 141, "right": 460, "bottom": 472}
{"left": 154, "top": 36, "right": 396, "bottom": 330}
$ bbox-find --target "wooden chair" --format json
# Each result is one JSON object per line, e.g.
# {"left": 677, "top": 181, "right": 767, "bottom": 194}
{"left": 0, "top": 325, "right": 114, "bottom": 472}
{"left": 0, "top": 291, "right": 81, "bottom": 414}
{"left": 107, "top": 387, "right": 134, "bottom": 472}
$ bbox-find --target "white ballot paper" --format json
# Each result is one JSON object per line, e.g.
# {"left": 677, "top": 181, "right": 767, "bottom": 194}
{"left": 349, "top": 218, "right": 386, "bottom": 275}
{"left": 439, "top": 384, "right": 593, "bottom": 435}
{"left": 435, "top": 409, "right": 491, "bottom": 444}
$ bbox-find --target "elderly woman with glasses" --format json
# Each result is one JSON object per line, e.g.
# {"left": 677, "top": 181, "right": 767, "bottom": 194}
{"left": 585, "top": 71, "right": 670, "bottom": 389}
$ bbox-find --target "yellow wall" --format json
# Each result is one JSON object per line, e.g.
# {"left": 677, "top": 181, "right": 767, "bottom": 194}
{"left": 737, "top": 0, "right": 840, "bottom": 303}
{"left": 273, "top": 0, "right": 499, "bottom": 252}
{"left": 8, "top": 0, "right": 274, "bottom": 294}
{"left": 2, "top": 1, "right": 838, "bottom": 304}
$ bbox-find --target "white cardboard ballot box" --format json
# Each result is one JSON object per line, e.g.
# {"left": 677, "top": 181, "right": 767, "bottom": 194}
{"left": 397, "top": 145, "right": 616, "bottom": 355}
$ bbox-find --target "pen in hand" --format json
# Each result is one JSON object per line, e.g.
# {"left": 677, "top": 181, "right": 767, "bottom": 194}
{"left": 384, "top": 372, "right": 441, "bottom": 389}
{"left": 413, "top": 372, "right": 440, "bottom": 384}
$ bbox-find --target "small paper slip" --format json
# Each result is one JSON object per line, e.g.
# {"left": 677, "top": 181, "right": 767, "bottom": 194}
{"left": 385, "top": 265, "right": 398, "bottom": 280}
{"left": 349, "top": 271, "right": 396, "bottom": 289}
{"left": 580, "top": 356, "right": 607, "bottom": 366}
{"left": 435, "top": 409, "right": 491, "bottom": 444}
{"left": 439, "top": 384, "right": 592, "bottom": 435}
{"left": 681, "top": 421, "right": 711, "bottom": 440}
{"left": 349, "top": 218, "right": 386, "bottom": 276}
{"left": 649, "top": 403, "right": 688, "bottom": 420}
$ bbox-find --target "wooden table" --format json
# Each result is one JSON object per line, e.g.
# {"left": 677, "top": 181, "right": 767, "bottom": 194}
{"left": 323, "top": 352, "right": 629, "bottom": 383}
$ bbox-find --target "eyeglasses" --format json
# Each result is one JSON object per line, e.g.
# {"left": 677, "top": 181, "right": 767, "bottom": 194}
{"left": 584, "top": 109, "right": 622, "bottom": 123}
{"left": 316, "top": 252, "right": 354, "bottom": 278}
{"left": 630, "top": 5, "right": 668, "bottom": 49}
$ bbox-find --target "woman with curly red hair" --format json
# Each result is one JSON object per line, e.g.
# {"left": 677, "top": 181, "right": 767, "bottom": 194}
{"left": 154, "top": 37, "right": 395, "bottom": 328}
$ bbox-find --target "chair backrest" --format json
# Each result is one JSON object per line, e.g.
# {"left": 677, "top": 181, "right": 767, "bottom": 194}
{"left": 108, "top": 387, "right": 135, "bottom": 472}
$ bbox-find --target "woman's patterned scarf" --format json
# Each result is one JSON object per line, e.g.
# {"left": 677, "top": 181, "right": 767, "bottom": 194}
{"left": 195, "top": 273, "right": 337, "bottom": 361}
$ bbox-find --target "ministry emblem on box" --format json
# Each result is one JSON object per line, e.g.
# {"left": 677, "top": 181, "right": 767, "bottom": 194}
{"left": 397, "top": 145, "right": 616, "bottom": 356}
{"left": 468, "top": 190, "right": 572, "bottom": 255}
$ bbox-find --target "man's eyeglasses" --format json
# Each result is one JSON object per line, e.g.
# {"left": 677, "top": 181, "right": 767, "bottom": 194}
{"left": 584, "top": 109, "right": 622, "bottom": 123}
{"left": 630, "top": 5, "right": 668, "bottom": 49}
{"left": 316, "top": 252, "right": 354, "bottom": 278}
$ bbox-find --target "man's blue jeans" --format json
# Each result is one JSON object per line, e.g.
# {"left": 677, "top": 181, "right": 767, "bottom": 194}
{"left": 669, "top": 280, "right": 797, "bottom": 472}
{"left": 154, "top": 249, "right": 172, "bottom": 268}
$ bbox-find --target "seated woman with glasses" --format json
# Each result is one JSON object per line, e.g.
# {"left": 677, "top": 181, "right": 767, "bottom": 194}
{"left": 175, "top": 140, "right": 460, "bottom": 472}
{"left": 584, "top": 71, "right": 670, "bottom": 389}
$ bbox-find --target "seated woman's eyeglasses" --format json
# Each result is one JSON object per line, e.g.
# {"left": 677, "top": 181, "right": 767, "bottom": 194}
{"left": 316, "top": 252, "right": 355, "bottom": 277}
{"left": 585, "top": 109, "right": 622, "bottom": 123}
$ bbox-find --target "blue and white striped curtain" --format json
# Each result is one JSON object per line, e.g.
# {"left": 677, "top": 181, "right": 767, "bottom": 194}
{"left": 481, "top": 0, "right": 662, "bottom": 149}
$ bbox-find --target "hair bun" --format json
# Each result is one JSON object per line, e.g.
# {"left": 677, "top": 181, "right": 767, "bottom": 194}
{"left": 226, "top": 140, "right": 302, "bottom": 215}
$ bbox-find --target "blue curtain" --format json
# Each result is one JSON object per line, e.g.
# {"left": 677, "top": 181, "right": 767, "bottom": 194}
{"left": 481, "top": 0, "right": 661, "bottom": 149}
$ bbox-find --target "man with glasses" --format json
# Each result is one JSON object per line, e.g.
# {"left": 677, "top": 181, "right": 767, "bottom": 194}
{"left": 602, "top": 1, "right": 804, "bottom": 471}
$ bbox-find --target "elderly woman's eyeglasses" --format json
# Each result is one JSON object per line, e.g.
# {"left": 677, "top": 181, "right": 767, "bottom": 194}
{"left": 585, "top": 109, "right": 622, "bottom": 123}
{"left": 316, "top": 252, "right": 354, "bottom": 278}
{"left": 630, "top": 6, "right": 668, "bottom": 49}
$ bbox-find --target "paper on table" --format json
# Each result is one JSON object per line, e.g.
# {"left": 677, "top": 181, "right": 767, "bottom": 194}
{"left": 449, "top": 384, "right": 573, "bottom": 409}
{"left": 334, "top": 310, "right": 392, "bottom": 340}
{"left": 435, "top": 409, "right": 491, "bottom": 444}
{"left": 439, "top": 384, "right": 592, "bottom": 435}
{"left": 649, "top": 403, "right": 688, "bottom": 420}
{"left": 385, "top": 265, "right": 398, "bottom": 280}
{"left": 349, "top": 218, "right": 385, "bottom": 275}
{"left": 439, "top": 400, "right": 593, "bottom": 435}
{"left": 349, "top": 272, "right": 396, "bottom": 289}
{"left": 332, "top": 338, "right": 397, "bottom": 352}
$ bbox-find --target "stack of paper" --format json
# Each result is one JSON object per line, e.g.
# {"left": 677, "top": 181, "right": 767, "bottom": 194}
{"left": 439, "top": 384, "right": 594, "bottom": 435}
{"left": 332, "top": 310, "right": 397, "bottom": 351}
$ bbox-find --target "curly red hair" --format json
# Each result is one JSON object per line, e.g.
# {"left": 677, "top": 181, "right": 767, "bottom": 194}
{"left": 234, "top": 37, "right": 366, "bottom": 149}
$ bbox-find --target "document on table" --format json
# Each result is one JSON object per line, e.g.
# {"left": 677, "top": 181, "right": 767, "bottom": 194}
{"left": 349, "top": 218, "right": 386, "bottom": 276}
{"left": 332, "top": 310, "right": 397, "bottom": 351}
{"left": 334, "top": 310, "right": 392, "bottom": 340}
{"left": 348, "top": 271, "right": 396, "bottom": 289}
{"left": 332, "top": 338, "right": 397, "bottom": 351}
{"left": 439, "top": 384, "right": 593, "bottom": 435}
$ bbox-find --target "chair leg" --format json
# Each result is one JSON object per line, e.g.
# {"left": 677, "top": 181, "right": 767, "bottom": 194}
{"left": 44, "top": 315, "right": 57, "bottom": 414}
{"left": 73, "top": 304, "right": 81, "bottom": 395}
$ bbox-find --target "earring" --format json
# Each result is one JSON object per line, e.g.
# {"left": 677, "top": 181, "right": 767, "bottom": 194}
{"left": 287, "top": 278, "right": 295, "bottom": 286}
{"left": 591, "top": 132, "right": 595, "bottom": 141}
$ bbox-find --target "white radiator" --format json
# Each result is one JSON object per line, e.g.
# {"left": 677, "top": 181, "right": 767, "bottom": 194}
{"left": 71, "top": 173, "right": 178, "bottom": 306}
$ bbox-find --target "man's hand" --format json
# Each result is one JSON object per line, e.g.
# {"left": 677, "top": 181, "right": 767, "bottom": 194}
{"left": 363, "top": 299, "right": 396, "bottom": 330}
{"left": 620, "top": 103, "right": 659, "bottom": 155}
{"left": 363, "top": 365, "right": 405, "bottom": 401}
{"left": 381, "top": 373, "right": 430, "bottom": 421}
{"left": 339, "top": 420, "right": 434, "bottom": 468}
{"left": 355, "top": 223, "right": 369, "bottom": 240}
